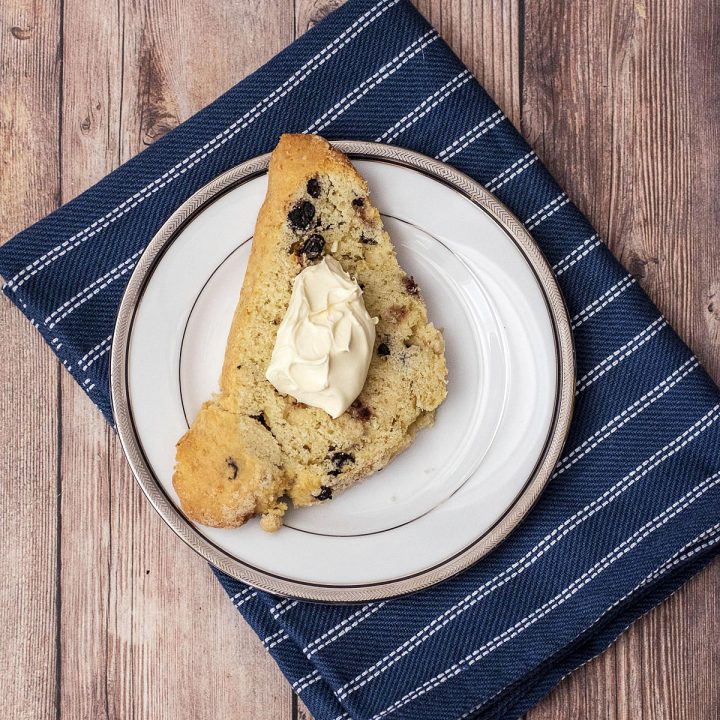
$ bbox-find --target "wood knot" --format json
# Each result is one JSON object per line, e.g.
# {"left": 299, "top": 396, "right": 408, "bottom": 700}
{"left": 138, "top": 45, "right": 179, "bottom": 146}
{"left": 11, "top": 26, "right": 32, "bottom": 40}
{"left": 625, "top": 249, "right": 659, "bottom": 282}
{"left": 142, "top": 112, "right": 178, "bottom": 145}
{"left": 304, "top": 0, "right": 344, "bottom": 31}
{"left": 707, "top": 288, "right": 720, "bottom": 323}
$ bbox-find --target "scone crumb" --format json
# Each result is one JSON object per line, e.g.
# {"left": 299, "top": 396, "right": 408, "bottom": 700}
{"left": 260, "top": 505, "right": 287, "bottom": 532}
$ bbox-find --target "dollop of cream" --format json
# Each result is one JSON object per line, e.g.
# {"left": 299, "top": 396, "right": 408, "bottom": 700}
{"left": 266, "top": 256, "right": 376, "bottom": 418}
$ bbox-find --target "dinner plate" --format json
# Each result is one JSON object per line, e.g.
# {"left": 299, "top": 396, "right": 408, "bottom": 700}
{"left": 111, "top": 141, "right": 575, "bottom": 602}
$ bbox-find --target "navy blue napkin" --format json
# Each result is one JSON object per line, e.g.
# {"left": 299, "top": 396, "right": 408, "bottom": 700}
{"left": 1, "top": 1, "right": 719, "bottom": 718}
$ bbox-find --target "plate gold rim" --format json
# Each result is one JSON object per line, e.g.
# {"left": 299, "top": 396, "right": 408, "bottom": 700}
{"left": 110, "top": 140, "right": 576, "bottom": 603}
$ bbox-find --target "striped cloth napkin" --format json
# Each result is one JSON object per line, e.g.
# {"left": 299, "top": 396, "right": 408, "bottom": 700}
{"left": 1, "top": 1, "right": 719, "bottom": 718}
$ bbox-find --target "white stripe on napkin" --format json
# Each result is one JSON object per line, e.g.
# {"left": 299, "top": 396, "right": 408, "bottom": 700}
{"left": 455, "top": 520, "right": 720, "bottom": 720}
{"left": 487, "top": 153, "right": 538, "bottom": 192}
{"left": 553, "top": 234, "right": 601, "bottom": 276}
{"left": 77, "top": 334, "right": 112, "bottom": 369}
{"left": 435, "top": 110, "right": 505, "bottom": 161}
{"left": 571, "top": 275, "right": 636, "bottom": 330}
{"left": 304, "top": 30, "right": 440, "bottom": 134}
{"left": 305, "top": 602, "right": 387, "bottom": 658}
{"left": 376, "top": 70, "right": 472, "bottom": 143}
{"left": 553, "top": 358, "right": 699, "bottom": 478}
{"left": 577, "top": 317, "right": 667, "bottom": 393}
{"left": 45, "top": 250, "right": 143, "bottom": 329}
{"left": 369, "top": 471, "right": 720, "bottom": 718}
{"left": 335, "top": 404, "right": 720, "bottom": 699}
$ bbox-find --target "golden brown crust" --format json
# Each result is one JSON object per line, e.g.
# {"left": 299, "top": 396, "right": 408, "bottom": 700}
{"left": 174, "top": 402, "right": 287, "bottom": 528}
{"left": 173, "top": 134, "right": 447, "bottom": 530}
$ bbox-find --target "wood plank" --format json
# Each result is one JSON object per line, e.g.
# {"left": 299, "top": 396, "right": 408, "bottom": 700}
{"left": 55, "top": 1, "right": 294, "bottom": 718}
{"left": 523, "top": 1, "right": 720, "bottom": 718}
{"left": 412, "top": 0, "right": 521, "bottom": 127}
{"left": 56, "top": 4, "right": 121, "bottom": 718}
{"left": 0, "top": 2, "right": 62, "bottom": 720}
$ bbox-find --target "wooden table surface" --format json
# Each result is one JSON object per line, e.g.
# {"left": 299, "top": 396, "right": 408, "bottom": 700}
{"left": 2, "top": 1, "right": 719, "bottom": 718}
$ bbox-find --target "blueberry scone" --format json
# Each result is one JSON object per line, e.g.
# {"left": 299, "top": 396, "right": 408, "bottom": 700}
{"left": 173, "top": 134, "right": 447, "bottom": 531}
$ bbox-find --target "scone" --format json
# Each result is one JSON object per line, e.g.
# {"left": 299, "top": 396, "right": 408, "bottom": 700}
{"left": 173, "top": 134, "right": 447, "bottom": 530}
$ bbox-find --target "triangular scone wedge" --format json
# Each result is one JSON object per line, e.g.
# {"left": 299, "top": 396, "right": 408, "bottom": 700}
{"left": 173, "top": 134, "right": 447, "bottom": 531}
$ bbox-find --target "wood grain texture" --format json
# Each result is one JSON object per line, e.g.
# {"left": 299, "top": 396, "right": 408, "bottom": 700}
{"left": 0, "top": 2, "right": 61, "bottom": 720}
{"left": 523, "top": 1, "right": 720, "bottom": 719}
{"left": 0, "top": 1, "right": 718, "bottom": 719}
{"left": 57, "top": 5, "right": 120, "bottom": 718}
{"left": 5, "top": 0, "right": 294, "bottom": 718}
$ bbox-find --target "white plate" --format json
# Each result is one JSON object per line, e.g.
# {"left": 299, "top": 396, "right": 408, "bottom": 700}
{"left": 112, "top": 142, "right": 575, "bottom": 601}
